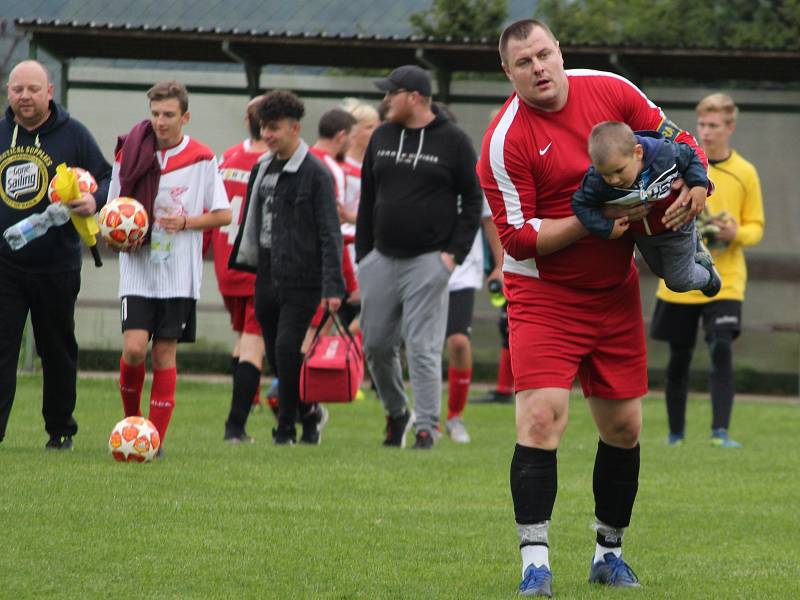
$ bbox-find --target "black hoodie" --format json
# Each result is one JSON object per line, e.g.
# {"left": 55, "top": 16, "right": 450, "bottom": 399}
{"left": 0, "top": 101, "right": 111, "bottom": 272}
{"left": 355, "top": 106, "right": 482, "bottom": 264}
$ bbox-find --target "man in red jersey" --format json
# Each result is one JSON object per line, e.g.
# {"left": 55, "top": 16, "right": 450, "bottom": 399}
{"left": 477, "top": 20, "right": 705, "bottom": 596}
{"left": 215, "top": 96, "right": 268, "bottom": 443}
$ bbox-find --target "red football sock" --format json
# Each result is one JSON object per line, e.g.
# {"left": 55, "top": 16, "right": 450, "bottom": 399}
{"left": 119, "top": 356, "right": 145, "bottom": 417}
{"left": 149, "top": 367, "right": 177, "bottom": 443}
{"left": 447, "top": 366, "right": 472, "bottom": 420}
{"left": 497, "top": 347, "right": 514, "bottom": 395}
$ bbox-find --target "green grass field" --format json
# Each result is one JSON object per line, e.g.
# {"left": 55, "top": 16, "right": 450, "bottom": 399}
{"left": 1, "top": 375, "right": 798, "bottom": 599}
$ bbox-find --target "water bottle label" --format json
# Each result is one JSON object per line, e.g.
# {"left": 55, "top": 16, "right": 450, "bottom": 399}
{"left": 19, "top": 220, "right": 37, "bottom": 242}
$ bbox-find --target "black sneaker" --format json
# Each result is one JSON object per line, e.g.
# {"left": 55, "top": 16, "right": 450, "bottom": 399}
{"left": 272, "top": 427, "right": 296, "bottom": 446}
{"left": 300, "top": 405, "right": 329, "bottom": 445}
{"left": 472, "top": 390, "right": 514, "bottom": 404}
{"left": 412, "top": 428, "right": 435, "bottom": 450}
{"left": 224, "top": 424, "right": 255, "bottom": 444}
{"left": 45, "top": 435, "right": 73, "bottom": 451}
{"left": 383, "top": 409, "right": 413, "bottom": 448}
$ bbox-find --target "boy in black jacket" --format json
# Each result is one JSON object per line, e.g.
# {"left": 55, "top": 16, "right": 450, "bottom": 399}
{"left": 229, "top": 90, "right": 344, "bottom": 445}
{"left": 572, "top": 121, "right": 720, "bottom": 297}
{"left": 356, "top": 65, "right": 482, "bottom": 450}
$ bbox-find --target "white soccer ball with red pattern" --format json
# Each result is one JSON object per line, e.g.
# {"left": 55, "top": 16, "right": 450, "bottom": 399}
{"left": 47, "top": 167, "right": 98, "bottom": 203}
{"left": 108, "top": 416, "right": 161, "bottom": 462}
{"left": 98, "top": 197, "right": 149, "bottom": 250}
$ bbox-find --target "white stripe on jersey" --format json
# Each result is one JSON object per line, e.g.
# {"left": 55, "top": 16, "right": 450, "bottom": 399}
{"left": 489, "top": 96, "right": 524, "bottom": 228}
{"left": 566, "top": 69, "right": 658, "bottom": 109}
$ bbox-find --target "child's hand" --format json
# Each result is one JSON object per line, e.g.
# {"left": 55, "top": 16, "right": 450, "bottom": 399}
{"left": 687, "top": 186, "right": 707, "bottom": 216}
{"left": 609, "top": 216, "right": 630, "bottom": 239}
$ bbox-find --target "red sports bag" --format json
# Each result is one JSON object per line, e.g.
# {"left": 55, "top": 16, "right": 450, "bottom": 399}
{"left": 300, "top": 311, "right": 364, "bottom": 404}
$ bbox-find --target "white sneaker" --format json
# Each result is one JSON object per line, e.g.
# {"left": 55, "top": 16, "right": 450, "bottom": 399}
{"left": 445, "top": 417, "right": 471, "bottom": 444}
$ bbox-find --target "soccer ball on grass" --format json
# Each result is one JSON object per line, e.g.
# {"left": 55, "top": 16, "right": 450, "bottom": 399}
{"left": 108, "top": 416, "right": 160, "bottom": 462}
{"left": 98, "top": 197, "right": 149, "bottom": 250}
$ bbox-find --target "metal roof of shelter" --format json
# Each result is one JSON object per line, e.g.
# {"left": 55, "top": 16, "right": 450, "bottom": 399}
{"left": 12, "top": 18, "right": 800, "bottom": 101}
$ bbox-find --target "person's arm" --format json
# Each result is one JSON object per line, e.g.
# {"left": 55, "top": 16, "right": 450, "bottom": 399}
{"left": 355, "top": 139, "right": 376, "bottom": 262}
{"left": 311, "top": 166, "right": 345, "bottom": 307}
{"left": 478, "top": 125, "right": 586, "bottom": 260}
{"left": 723, "top": 163, "right": 764, "bottom": 247}
{"left": 445, "top": 133, "right": 483, "bottom": 264}
{"left": 618, "top": 78, "right": 707, "bottom": 228}
{"left": 482, "top": 213, "right": 504, "bottom": 282}
{"left": 571, "top": 171, "right": 617, "bottom": 239}
{"left": 71, "top": 122, "right": 113, "bottom": 216}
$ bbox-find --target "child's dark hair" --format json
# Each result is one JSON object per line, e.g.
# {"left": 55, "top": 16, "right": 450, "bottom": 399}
{"left": 257, "top": 90, "right": 305, "bottom": 123}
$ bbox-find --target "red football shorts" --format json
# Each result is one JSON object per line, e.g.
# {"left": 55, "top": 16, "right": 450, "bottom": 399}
{"left": 505, "top": 270, "right": 648, "bottom": 400}
{"left": 222, "top": 295, "right": 261, "bottom": 336}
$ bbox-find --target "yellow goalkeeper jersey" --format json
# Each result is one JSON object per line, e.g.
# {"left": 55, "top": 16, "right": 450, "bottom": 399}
{"left": 656, "top": 150, "right": 764, "bottom": 304}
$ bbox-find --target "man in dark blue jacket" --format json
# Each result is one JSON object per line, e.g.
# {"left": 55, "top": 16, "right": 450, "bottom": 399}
{"left": 572, "top": 121, "right": 720, "bottom": 297}
{"left": 0, "top": 60, "right": 111, "bottom": 449}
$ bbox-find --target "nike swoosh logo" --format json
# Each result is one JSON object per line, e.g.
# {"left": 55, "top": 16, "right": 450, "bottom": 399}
{"left": 539, "top": 142, "right": 552, "bottom": 155}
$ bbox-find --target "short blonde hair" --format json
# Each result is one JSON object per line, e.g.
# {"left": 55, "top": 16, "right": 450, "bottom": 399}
{"left": 696, "top": 93, "right": 738, "bottom": 124}
{"left": 341, "top": 98, "right": 379, "bottom": 124}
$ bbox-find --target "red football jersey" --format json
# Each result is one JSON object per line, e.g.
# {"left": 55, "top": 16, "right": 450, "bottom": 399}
{"left": 212, "top": 140, "right": 264, "bottom": 296}
{"left": 479, "top": 69, "right": 705, "bottom": 290}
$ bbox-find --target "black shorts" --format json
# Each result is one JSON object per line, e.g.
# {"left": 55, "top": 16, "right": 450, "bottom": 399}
{"left": 650, "top": 298, "right": 742, "bottom": 346}
{"left": 446, "top": 288, "right": 475, "bottom": 337}
{"left": 121, "top": 296, "right": 197, "bottom": 343}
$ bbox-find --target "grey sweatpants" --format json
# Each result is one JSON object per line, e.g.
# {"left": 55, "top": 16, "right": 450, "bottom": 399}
{"left": 634, "top": 221, "right": 711, "bottom": 293}
{"left": 357, "top": 249, "right": 451, "bottom": 432}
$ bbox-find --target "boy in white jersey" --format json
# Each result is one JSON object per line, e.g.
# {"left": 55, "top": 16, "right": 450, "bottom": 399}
{"left": 109, "top": 81, "right": 231, "bottom": 454}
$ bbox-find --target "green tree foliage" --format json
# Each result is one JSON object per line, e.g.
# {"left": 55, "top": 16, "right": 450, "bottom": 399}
{"left": 410, "top": 0, "right": 508, "bottom": 39}
{"left": 534, "top": 0, "right": 800, "bottom": 49}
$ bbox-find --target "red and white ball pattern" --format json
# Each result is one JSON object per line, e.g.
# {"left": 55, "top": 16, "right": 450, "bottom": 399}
{"left": 98, "top": 197, "right": 149, "bottom": 250}
{"left": 47, "top": 167, "right": 98, "bottom": 203}
{"left": 108, "top": 416, "right": 161, "bottom": 462}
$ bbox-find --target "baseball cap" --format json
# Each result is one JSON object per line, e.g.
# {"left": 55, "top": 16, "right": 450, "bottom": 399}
{"left": 374, "top": 65, "right": 432, "bottom": 97}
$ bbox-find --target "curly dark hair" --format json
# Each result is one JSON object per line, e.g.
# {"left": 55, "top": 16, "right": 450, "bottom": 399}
{"left": 256, "top": 90, "right": 305, "bottom": 123}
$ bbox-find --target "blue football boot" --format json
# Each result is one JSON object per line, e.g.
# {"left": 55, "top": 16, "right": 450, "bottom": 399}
{"left": 519, "top": 564, "right": 553, "bottom": 597}
{"left": 588, "top": 552, "right": 641, "bottom": 588}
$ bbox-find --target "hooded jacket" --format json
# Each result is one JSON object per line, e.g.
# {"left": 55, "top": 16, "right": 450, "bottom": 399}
{"left": 572, "top": 131, "right": 708, "bottom": 238}
{"left": 0, "top": 101, "right": 111, "bottom": 271}
{"left": 355, "top": 106, "right": 482, "bottom": 264}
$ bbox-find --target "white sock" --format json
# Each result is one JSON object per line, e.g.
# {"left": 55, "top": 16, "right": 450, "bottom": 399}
{"left": 594, "top": 543, "right": 622, "bottom": 564}
{"left": 521, "top": 545, "right": 550, "bottom": 576}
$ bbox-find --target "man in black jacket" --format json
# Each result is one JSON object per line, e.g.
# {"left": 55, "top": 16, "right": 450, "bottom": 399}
{"left": 356, "top": 65, "right": 482, "bottom": 450}
{"left": 230, "top": 90, "right": 344, "bottom": 445}
{"left": 0, "top": 60, "right": 111, "bottom": 449}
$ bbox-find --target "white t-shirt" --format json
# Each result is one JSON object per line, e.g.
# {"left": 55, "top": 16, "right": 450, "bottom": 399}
{"left": 109, "top": 135, "right": 229, "bottom": 299}
{"left": 449, "top": 198, "right": 493, "bottom": 292}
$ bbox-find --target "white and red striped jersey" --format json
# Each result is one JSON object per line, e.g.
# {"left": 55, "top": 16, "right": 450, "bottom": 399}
{"left": 309, "top": 147, "right": 346, "bottom": 204}
{"left": 478, "top": 69, "right": 704, "bottom": 290}
{"left": 110, "top": 135, "right": 229, "bottom": 299}
{"left": 212, "top": 139, "right": 264, "bottom": 296}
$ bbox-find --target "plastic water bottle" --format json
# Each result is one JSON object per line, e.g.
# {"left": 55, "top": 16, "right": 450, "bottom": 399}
{"left": 487, "top": 278, "right": 506, "bottom": 308}
{"left": 3, "top": 203, "right": 71, "bottom": 250}
{"left": 149, "top": 225, "right": 174, "bottom": 263}
{"left": 150, "top": 195, "right": 180, "bottom": 263}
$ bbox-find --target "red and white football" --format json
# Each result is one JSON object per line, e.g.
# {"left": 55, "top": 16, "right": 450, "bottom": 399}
{"left": 47, "top": 167, "right": 98, "bottom": 203}
{"left": 97, "top": 197, "right": 149, "bottom": 250}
